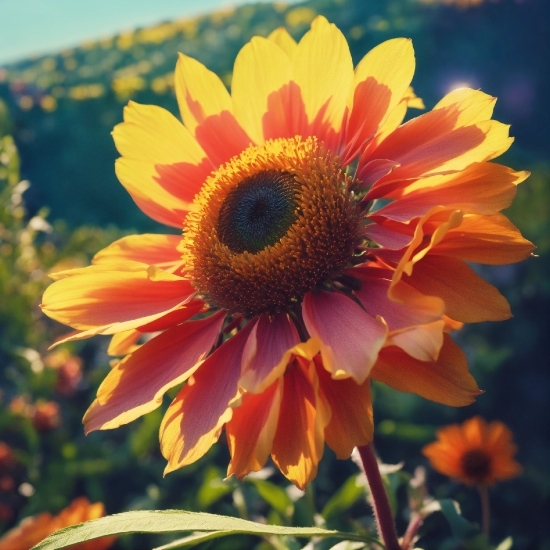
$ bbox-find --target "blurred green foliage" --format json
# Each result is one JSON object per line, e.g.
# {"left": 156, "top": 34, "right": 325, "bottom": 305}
{"left": 0, "top": 0, "right": 549, "bottom": 548}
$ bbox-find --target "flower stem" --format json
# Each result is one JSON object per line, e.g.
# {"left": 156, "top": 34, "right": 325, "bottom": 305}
{"left": 400, "top": 513, "right": 423, "bottom": 550}
{"left": 478, "top": 484, "right": 491, "bottom": 538}
{"left": 357, "top": 444, "right": 401, "bottom": 550}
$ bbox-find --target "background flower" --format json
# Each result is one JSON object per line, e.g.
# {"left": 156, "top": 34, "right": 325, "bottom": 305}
{"left": 423, "top": 416, "right": 522, "bottom": 486}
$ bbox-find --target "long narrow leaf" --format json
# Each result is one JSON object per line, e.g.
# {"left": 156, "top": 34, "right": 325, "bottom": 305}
{"left": 31, "top": 510, "right": 374, "bottom": 550}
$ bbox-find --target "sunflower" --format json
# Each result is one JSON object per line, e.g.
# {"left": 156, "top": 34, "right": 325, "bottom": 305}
{"left": 422, "top": 416, "right": 522, "bottom": 486}
{"left": 0, "top": 497, "right": 115, "bottom": 550}
{"left": 41, "top": 17, "right": 533, "bottom": 489}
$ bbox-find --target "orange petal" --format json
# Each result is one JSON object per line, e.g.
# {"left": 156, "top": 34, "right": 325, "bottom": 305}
{"left": 240, "top": 312, "right": 300, "bottom": 393}
{"left": 175, "top": 53, "right": 233, "bottom": 135}
{"left": 353, "top": 267, "right": 445, "bottom": 330}
{"left": 372, "top": 335, "right": 482, "bottom": 406}
{"left": 303, "top": 291, "right": 387, "bottom": 384}
{"left": 174, "top": 53, "right": 252, "bottom": 167}
{"left": 160, "top": 321, "right": 256, "bottom": 473}
{"left": 366, "top": 109, "right": 513, "bottom": 200}
{"left": 136, "top": 299, "right": 204, "bottom": 333}
{"left": 41, "top": 262, "right": 195, "bottom": 333}
{"left": 375, "top": 162, "right": 526, "bottom": 220}
{"left": 435, "top": 213, "right": 535, "bottom": 265}
{"left": 83, "top": 312, "right": 225, "bottom": 432}
{"left": 226, "top": 380, "right": 283, "bottom": 479}
{"left": 271, "top": 357, "right": 330, "bottom": 489}
{"left": 115, "top": 157, "right": 192, "bottom": 227}
{"left": 388, "top": 320, "right": 446, "bottom": 362}
{"left": 402, "top": 255, "right": 511, "bottom": 323}
{"left": 422, "top": 440, "right": 464, "bottom": 478}
{"left": 93, "top": 234, "right": 183, "bottom": 272}
{"left": 316, "top": 357, "right": 373, "bottom": 459}
{"left": 462, "top": 416, "right": 488, "bottom": 447}
{"left": 194, "top": 110, "right": 253, "bottom": 168}
{"left": 345, "top": 38, "right": 415, "bottom": 161}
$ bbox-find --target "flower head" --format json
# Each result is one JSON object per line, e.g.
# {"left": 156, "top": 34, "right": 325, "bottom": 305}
{"left": 422, "top": 416, "right": 522, "bottom": 486}
{"left": 41, "top": 17, "right": 532, "bottom": 488}
{"left": 0, "top": 497, "right": 115, "bottom": 550}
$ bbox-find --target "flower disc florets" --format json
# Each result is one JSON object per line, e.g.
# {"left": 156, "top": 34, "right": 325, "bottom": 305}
{"left": 182, "top": 136, "right": 362, "bottom": 317}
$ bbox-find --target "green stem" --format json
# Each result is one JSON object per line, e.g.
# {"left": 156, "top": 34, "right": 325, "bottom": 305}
{"left": 357, "top": 444, "right": 401, "bottom": 550}
{"left": 478, "top": 484, "right": 490, "bottom": 539}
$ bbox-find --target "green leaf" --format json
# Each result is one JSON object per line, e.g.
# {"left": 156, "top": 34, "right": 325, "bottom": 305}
{"left": 321, "top": 474, "right": 366, "bottom": 521}
{"left": 328, "top": 542, "right": 367, "bottom": 550}
{"left": 152, "top": 531, "right": 228, "bottom": 549}
{"left": 438, "top": 499, "right": 480, "bottom": 539}
{"left": 245, "top": 478, "right": 294, "bottom": 517}
{"left": 31, "top": 510, "right": 372, "bottom": 550}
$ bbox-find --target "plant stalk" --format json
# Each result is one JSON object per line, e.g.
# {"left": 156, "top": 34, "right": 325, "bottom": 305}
{"left": 357, "top": 444, "right": 401, "bottom": 550}
{"left": 400, "top": 513, "right": 423, "bottom": 550}
{"left": 478, "top": 484, "right": 491, "bottom": 538}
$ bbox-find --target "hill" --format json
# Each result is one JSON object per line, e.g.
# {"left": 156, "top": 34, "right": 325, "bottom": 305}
{"left": 0, "top": 0, "right": 547, "bottom": 229}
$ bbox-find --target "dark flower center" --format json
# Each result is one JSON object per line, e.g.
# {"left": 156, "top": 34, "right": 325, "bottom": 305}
{"left": 183, "top": 137, "right": 361, "bottom": 317}
{"left": 217, "top": 170, "right": 297, "bottom": 254}
{"left": 460, "top": 449, "right": 492, "bottom": 482}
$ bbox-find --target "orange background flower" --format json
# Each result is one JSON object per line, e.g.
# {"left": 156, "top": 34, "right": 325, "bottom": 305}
{"left": 422, "top": 416, "right": 522, "bottom": 486}
{"left": 0, "top": 497, "right": 115, "bottom": 550}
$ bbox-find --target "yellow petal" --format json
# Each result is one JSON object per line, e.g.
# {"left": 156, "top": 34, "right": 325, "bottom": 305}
{"left": 112, "top": 101, "right": 205, "bottom": 165}
{"left": 41, "top": 262, "right": 194, "bottom": 333}
{"left": 175, "top": 52, "right": 233, "bottom": 135}
{"left": 115, "top": 157, "right": 192, "bottom": 227}
{"left": 226, "top": 380, "right": 283, "bottom": 479}
{"left": 353, "top": 37, "right": 415, "bottom": 116}
{"left": 271, "top": 358, "right": 330, "bottom": 489}
{"left": 434, "top": 87, "right": 496, "bottom": 127}
{"left": 93, "top": 234, "right": 183, "bottom": 272}
{"left": 107, "top": 330, "right": 141, "bottom": 356}
{"left": 232, "top": 36, "right": 292, "bottom": 144}
{"left": 317, "top": 362, "right": 373, "bottom": 459}
{"left": 292, "top": 16, "right": 353, "bottom": 132}
{"left": 267, "top": 27, "right": 298, "bottom": 60}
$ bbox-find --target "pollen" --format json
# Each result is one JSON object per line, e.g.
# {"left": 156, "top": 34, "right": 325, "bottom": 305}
{"left": 182, "top": 137, "right": 362, "bottom": 317}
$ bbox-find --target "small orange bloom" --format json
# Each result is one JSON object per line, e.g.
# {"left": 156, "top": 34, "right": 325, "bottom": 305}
{"left": 45, "top": 349, "right": 83, "bottom": 395}
{"left": 422, "top": 416, "right": 522, "bottom": 486}
{"left": 31, "top": 400, "right": 61, "bottom": 432}
{"left": 9, "top": 397, "right": 61, "bottom": 432}
{"left": 0, "top": 497, "right": 115, "bottom": 550}
{"left": 0, "top": 443, "right": 15, "bottom": 469}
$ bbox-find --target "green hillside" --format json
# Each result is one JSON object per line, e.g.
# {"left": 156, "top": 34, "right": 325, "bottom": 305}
{"left": 0, "top": 0, "right": 547, "bottom": 229}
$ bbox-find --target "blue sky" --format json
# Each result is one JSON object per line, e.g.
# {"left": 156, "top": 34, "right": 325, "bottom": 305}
{"left": 0, "top": 0, "right": 290, "bottom": 64}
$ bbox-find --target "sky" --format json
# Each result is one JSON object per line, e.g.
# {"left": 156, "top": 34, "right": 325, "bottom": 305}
{"left": 0, "top": 0, "right": 288, "bottom": 65}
